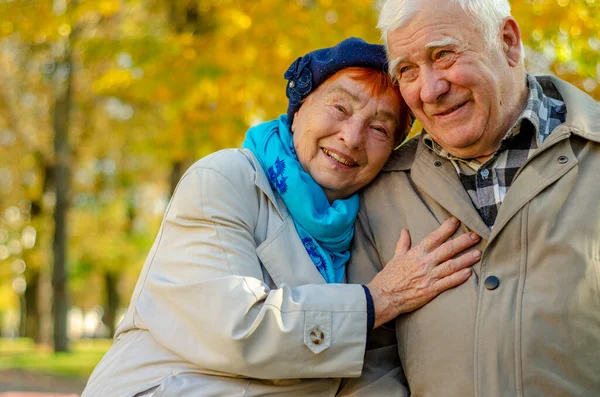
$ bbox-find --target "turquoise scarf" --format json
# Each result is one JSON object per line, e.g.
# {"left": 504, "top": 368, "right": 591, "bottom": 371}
{"left": 242, "top": 115, "right": 359, "bottom": 283}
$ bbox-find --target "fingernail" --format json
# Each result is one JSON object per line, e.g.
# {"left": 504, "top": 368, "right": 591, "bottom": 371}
{"left": 472, "top": 250, "right": 481, "bottom": 259}
{"left": 469, "top": 232, "right": 480, "bottom": 241}
{"left": 450, "top": 217, "right": 459, "bottom": 225}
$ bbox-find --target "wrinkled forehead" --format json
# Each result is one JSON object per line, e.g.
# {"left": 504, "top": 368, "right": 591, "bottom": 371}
{"left": 386, "top": 24, "right": 467, "bottom": 79}
{"left": 326, "top": 82, "right": 400, "bottom": 118}
{"left": 392, "top": 36, "right": 461, "bottom": 63}
{"left": 385, "top": 6, "right": 480, "bottom": 69}
{"left": 308, "top": 74, "right": 403, "bottom": 130}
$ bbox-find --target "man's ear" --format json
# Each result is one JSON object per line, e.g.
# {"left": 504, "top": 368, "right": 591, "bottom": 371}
{"left": 501, "top": 17, "right": 522, "bottom": 67}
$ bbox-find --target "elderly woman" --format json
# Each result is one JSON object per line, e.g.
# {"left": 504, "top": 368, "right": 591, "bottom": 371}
{"left": 81, "top": 38, "right": 479, "bottom": 397}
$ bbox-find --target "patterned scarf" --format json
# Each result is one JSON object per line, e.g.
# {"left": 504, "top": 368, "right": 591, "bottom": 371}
{"left": 242, "top": 114, "right": 359, "bottom": 283}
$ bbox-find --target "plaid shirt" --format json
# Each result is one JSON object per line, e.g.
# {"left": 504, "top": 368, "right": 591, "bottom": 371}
{"left": 423, "top": 75, "right": 567, "bottom": 227}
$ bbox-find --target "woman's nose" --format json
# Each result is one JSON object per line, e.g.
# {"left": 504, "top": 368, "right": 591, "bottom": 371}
{"left": 340, "top": 121, "right": 364, "bottom": 149}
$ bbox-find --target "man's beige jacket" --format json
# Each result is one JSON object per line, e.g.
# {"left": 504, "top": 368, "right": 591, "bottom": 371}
{"left": 81, "top": 149, "right": 376, "bottom": 397}
{"left": 348, "top": 76, "right": 600, "bottom": 397}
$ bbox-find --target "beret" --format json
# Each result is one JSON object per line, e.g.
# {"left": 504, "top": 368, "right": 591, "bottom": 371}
{"left": 284, "top": 37, "right": 389, "bottom": 126}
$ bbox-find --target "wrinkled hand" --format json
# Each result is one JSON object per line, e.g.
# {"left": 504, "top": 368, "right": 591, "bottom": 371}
{"left": 366, "top": 217, "right": 481, "bottom": 328}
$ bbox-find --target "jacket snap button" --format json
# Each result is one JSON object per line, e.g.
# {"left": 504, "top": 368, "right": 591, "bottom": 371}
{"left": 434, "top": 160, "right": 443, "bottom": 168}
{"left": 484, "top": 276, "right": 500, "bottom": 290}
{"left": 310, "top": 328, "right": 324, "bottom": 345}
{"left": 558, "top": 155, "right": 568, "bottom": 164}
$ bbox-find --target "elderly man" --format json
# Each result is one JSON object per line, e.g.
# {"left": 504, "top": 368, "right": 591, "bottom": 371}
{"left": 346, "top": 0, "right": 600, "bottom": 396}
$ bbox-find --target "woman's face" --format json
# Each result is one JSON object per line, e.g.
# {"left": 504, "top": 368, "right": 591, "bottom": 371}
{"left": 292, "top": 71, "right": 402, "bottom": 202}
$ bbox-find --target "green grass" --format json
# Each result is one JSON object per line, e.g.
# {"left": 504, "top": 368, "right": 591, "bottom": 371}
{"left": 0, "top": 338, "right": 112, "bottom": 378}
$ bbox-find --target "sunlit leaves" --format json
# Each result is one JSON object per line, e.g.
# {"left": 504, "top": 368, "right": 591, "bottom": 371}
{"left": 513, "top": 0, "right": 600, "bottom": 97}
{"left": 93, "top": 69, "right": 136, "bottom": 94}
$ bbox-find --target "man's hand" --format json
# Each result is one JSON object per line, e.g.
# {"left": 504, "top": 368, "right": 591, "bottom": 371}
{"left": 366, "top": 217, "right": 481, "bottom": 328}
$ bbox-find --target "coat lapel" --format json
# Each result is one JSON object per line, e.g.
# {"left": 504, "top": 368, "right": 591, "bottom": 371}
{"left": 410, "top": 141, "right": 492, "bottom": 240}
{"left": 489, "top": 129, "right": 577, "bottom": 243}
{"left": 244, "top": 148, "right": 332, "bottom": 287}
{"left": 256, "top": 217, "right": 326, "bottom": 288}
{"left": 239, "top": 149, "right": 326, "bottom": 287}
{"left": 241, "top": 148, "right": 287, "bottom": 219}
{"left": 385, "top": 77, "right": 598, "bottom": 250}
{"left": 408, "top": 128, "right": 578, "bottom": 246}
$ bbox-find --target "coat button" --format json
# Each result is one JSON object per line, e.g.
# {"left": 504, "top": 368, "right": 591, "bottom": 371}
{"left": 434, "top": 160, "right": 443, "bottom": 168}
{"left": 484, "top": 276, "right": 500, "bottom": 290}
{"left": 310, "top": 328, "right": 324, "bottom": 345}
{"left": 558, "top": 155, "right": 568, "bottom": 164}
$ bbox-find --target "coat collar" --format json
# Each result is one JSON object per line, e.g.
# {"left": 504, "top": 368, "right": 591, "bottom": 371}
{"left": 383, "top": 136, "right": 419, "bottom": 172}
{"left": 256, "top": 217, "right": 327, "bottom": 288}
{"left": 240, "top": 149, "right": 327, "bottom": 287}
{"left": 379, "top": 75, "right": 599, "bottom": 240}
{"left": 537, "top": 75, "right": 600, "bottom": 143}
{"left": 240, "top": 148, "right": 286, "bottom": 219}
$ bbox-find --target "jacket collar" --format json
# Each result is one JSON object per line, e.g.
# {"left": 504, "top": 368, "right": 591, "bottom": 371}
{"left": 240, "top": 148, "right": 286, "bottom": 219}
{"left": 240, "top": 149, "right": 327, "bottom": 287}
{"left": 379, "top": 75, "right": 599, "bottom": 240}
{"left": 538, "top": 75, "right": 600, "bottom": 143}
{"left": 383, "top": 137, "right": 420, "bottom": 172}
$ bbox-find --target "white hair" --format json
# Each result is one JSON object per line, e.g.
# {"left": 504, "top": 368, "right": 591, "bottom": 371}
{"left": 378, "top": 0, "right": 513, "bottom": 56}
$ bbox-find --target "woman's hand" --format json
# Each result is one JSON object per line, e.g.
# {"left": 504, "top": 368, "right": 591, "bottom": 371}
{"left": 366, "top": 217, "right": 481, "bottom": 328}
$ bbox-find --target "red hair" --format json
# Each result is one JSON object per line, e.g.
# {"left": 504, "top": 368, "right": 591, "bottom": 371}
{"left": 328, "top": 67, "right": 411, "bottom": 144}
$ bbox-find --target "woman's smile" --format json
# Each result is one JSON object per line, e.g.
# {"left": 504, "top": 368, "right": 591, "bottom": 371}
{"left": 321, "top": 147, "right": 358, "bottom": 167}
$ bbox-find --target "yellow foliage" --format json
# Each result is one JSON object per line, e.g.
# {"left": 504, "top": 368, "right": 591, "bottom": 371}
{"left": 93, "top": 69, "right": 135, "bottom": 94}
{"left": 57, "top": 23, "right": 71, "bottom": 37}
{"left": 154, "top": 84, "right": 173, "bottom": 102}
{"left": 0, "top": 282, "right": 18, "bottom": 311}
{"left": 97, "top": 0, "right": 121, "bottom": 17}
{"left": 0, "top": 21, "right": 13, "bottom": 35}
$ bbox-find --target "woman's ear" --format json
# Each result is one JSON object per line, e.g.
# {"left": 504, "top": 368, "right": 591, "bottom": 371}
{"left": 291, "top": 111, "right": 299, "bottom": 133}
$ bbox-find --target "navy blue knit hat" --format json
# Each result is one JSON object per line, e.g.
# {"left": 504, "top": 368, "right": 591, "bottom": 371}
{"left": 284, "top": 37, "right": 389, "bottom": 126}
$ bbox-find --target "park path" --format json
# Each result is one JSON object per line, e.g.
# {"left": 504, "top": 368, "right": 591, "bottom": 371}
{"left": 0, "top": 370, "right": 86, "bottom": 396}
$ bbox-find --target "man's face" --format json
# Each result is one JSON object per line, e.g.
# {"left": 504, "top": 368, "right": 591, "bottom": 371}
{"left": 386, "top": 0, "right": 524, "bottom": 160}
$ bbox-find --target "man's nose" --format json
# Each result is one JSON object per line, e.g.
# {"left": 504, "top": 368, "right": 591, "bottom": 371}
{"left": 419, "top": 67, "right": 450, "bottom": 104}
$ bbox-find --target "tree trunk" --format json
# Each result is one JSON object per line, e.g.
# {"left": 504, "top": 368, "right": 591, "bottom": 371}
{"left": 51, "top": 42, "right": 73, "bottom": 353}
{"left": 18, "top": 294, "right": 26, "bottom": 337}
{"left": 39, "top": 267, "right": 54, "bottom": 346}
{"left": 24, "top": 270, "right": 39, "bottom": 340}
{"left": 169, "top": 160, "right": 184, "bottom": 197}
{"left": 102, "top": 272, "right": 120, "bottom": 336}
{"left": 29, "top": 162, "right": 55, "bottom": 346}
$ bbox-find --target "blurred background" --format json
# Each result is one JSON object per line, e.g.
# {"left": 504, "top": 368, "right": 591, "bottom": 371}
{"left": 0, "top": 0, "right": 599, "bottom": 392}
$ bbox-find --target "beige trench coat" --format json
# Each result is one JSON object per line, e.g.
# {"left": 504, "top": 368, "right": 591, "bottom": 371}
{"left": 81, "top": 149, "right": 399, "bottom": 397}
{"left": 348, "top": 76, "right": 600, "bottom": 397}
